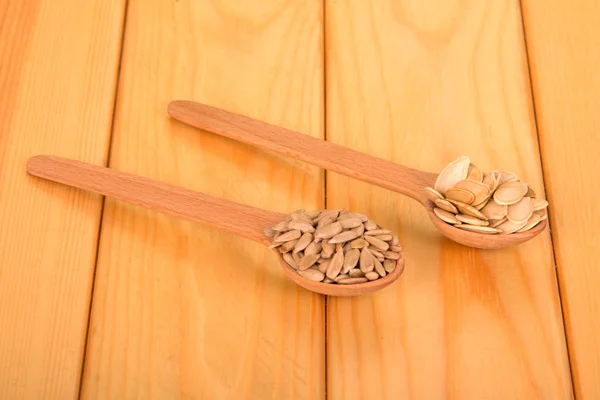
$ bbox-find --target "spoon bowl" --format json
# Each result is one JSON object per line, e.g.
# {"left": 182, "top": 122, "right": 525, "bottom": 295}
{"left": 26, "top": 155, "right": 404, "bottom": 296}
{"left": 424, "top": 202, "right": 547, "bottom": 249}
{"left": 167, "top": 100, "right": 548, "bottom": 249}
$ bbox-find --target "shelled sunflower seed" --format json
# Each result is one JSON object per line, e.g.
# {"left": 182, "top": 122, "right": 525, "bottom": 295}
{"left": 426, "top": 156, "right": 549, "bottom": 234}
{"left": 264, "top": 209, "right": 405, "bottom": 283}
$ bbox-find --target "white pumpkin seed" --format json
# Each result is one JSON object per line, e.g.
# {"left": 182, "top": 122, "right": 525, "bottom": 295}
{"left": 507, "top": 196, "right": 533, "bottom": 223}
{"left": 445, "top": 187, "right": 476, "bottom": 204}
{"left": 434, "top": 155, "right": 470, "bottom": 195}
{"left": 493, "top": 182, "right": 528, "bottom": 205}
{"left": 434, "top": 198, "right": 458, "bottom": 214}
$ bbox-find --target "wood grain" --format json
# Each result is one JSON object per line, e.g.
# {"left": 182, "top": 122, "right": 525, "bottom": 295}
{"left": 26, "top": 156, "right": 286, "bottom": 244}
{"left": 80, "top": 0, "right": 325, "bottom": 398}
{"left": 0, "top": 0, "right": 126, "bottom": 397}
{"left": 521, "top": 0, "right": 600, "bottom": 397}
{"left": 325, "top": 0, "right": 572, "bottom": 398}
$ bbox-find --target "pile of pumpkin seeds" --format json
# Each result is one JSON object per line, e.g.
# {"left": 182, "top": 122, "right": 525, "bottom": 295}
{"left": 264, "top": 210, "right": 404, "bottom": 284}
{"left": 426, "top": 156, "right": 549, "bottom": 234}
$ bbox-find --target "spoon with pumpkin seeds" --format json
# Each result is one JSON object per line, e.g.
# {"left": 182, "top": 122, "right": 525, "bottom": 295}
{"left": 167, "top": 100, "right": 548, "bottom": 249}
{"left": 26, "top": 155, "right": 405, "bottom": 296}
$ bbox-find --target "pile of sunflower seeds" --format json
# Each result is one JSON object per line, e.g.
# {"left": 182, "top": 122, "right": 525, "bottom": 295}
{"left": 264, "top": 210, "right": 404, "bottom": 284}
{"left": 426, "top": 156, "right": 549, "bottom": 234}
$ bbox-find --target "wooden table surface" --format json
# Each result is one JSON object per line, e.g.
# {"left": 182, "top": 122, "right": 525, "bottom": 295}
{"left": 1, "top": 0, "right": 598, "bottom": 398}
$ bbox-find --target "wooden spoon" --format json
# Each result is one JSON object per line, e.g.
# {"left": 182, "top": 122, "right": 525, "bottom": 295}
{"left": 26, "top": 155, "right": 404, "bottom": 296}
{"left": 167, "top": 100, "right": 546, "bottom": 250}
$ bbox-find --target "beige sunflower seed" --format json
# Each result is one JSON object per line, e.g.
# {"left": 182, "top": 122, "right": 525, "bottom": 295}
{"left": 480, "top": 199, "right": 508, "bottom": 220}
{"left": 274, "top": 229, "right": 301, "bottom": 243}
{"left": 507, "top": 196, "right": 533, "bottom": 223}
{"left": 375, "top": 234, "right": 393, "bottom": 241}
{"left": 329, "top": 229, "right": 361, "bottom": 244}
{"left": 434, "top": 198, "right": 459, "bottom": 214}
{"left": 390, "top": 245, "right": 403, "bottom": 252}
{"left": 321, "top": 239, "right": 335, "bottom": 258}
{"left": 338, "top": 212, "right": 368, "bottom": 222}
{"left": 391, "top": 235, "right": 399, "bottom": 246}
{"left": 456, "top": 225, "right": 502, "bottom": 234}
{"left": 304, "top": 210, "right": 322, "bottom": 219}
{"left": 364, "top": 229, "right": 391, "bottom": 236}
{"left": 374, "top": 257, "right": 386, "bottom": 277}
{"left": 534, "top": 208, "right": 548, "bottom": 220}
{"left": 526, "top": 187, "right": 536, "bottom": 197}
{"left": 498, "top": 170, "right": 518, "bottom": 185}
{"left": 364, "top": 236, "right": 389, "bottom": 251}
{"left": 433, "top": 207, "right": 461, "bottom": 224}
{"left": 493, "top": 182, "right": 528, "bottom": 205}
{"left": 349, "top": 268, "right": 364, "bottom": 277}
{"left": 497, "top": 218, "right": 528, "bottom": 234}
{"left": 271, "top": 220, "right": 290, "bottom": 232}
{"left": 364, "top": 219, "right": 378, "bottom": 230}
{"left": 326, "top": 248, "right": 345, "bottom": 279}
{"left": 342, "top": 248, "right": 360, "bottom": 274}
{"left": 317, "top": 214, "right": 337, "bottom": 230}
{"left": 291, "top": 212, "right": 314, "bottom": 225}
{"left": 454, "top": 179, "right": 491, "bottom": 205}
{"left": 288, "top": 220, "right": 315, "bottom": 233}
{"left": 337, "top": 277, "right": 369, "bottom": 284}
{"left": 489, "top": 217, "right": 508, "bottom": 228}
{"left": 335, "top": 243, "right": 343, "bottom": 252}
{"left": 383, "top": 259, "right": 397, "bottom": 273}
{"left": 264, "top": 227, "right": 276, "bottom": 238}
{"left": 445, "top": 187, "right": 476, "bottom": 204}
{"left": 316, "top": 222, "right": 343, "bottom": 239}
{"left": 304, "top": 240, "right": 323, "bottom": 256}
{"left": 350, "top": 238, "right": 368, "bottom": 248}
{"left": 299, "top": 269, "right": 324, "bottom": 282}
{"left": 368, "top": 247, "right": 385, "bottom": 259}
{"left": 313, "top": 211, "right": 339, "bottom": 224}
{"left": 293, "top": 233, "right": 313, "bottom": 253}
{"left": 292, "top": 251, "right": 303, "bottom": 264}
{"left": 323, "top": 277, "right": 334, "bottom": 283}
{"left": 532, "top": 198, "right": 548, "bottom": 211}
{"left": 317, "top": 257, "right": 326, "bottom": 263}
{"left": 434, "top": 155, "right": 470, "bottom": 195}
{"left": 334, "top": 274, "right": 351, "bottom": 282}
{"left": 280, "top": 239, "right": 298, "bottom": 253}
{"left": 359, "top": 247, "right": 374, "bottom": 273}
{"left": 298, "top": 254, "right": 321, "bottom": 271}
{"left": 339, "top": 218, "right": 363, "bottom": 229}
{"left": 382, "top": 251, "right": 400, "bottom": 260}
{"left": 318, "top": 259, "right": 330, "bottom": 273}
{"left": 343, "top": 243, "right": 353, "bottom": 251}
{"left": 353, "top": 224, "right": 365, "bottom": 236}
{"left": 517, "top": 214, "right": 543, "bottom": 232}
{"left": 282, "top": 253, "right": 298, "bottom": 270}
{"left": 455, "top": 214, "right": 489, "bottom": 226}
{"left": 365, "top": 271, "right": 379, "bottom": 280}
{"left": 467, "top": 163, "right": 483, "bottom": 181}
{"left": 425, "top": 187, "right": 445, "bottom": 201}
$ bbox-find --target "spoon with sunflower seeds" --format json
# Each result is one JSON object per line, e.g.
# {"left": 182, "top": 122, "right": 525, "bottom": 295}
{"left": 26, "top": 155, "right": 405, "bottom": 296}
{"left": 167, "top": 100, "right": 547, "bottom": 249}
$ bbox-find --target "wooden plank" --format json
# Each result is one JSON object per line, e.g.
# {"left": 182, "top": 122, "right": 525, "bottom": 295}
{"left": 325, "top": 0, "right": 572, "bottom": 398}
{"left": 521, "top": 0, "right": 600, "bottom": 397}
{"left": 80, "top": 0, "right": 325, "bottom": 398}
{"left": 0, "top": 0, "right": 126, "bottom": 398}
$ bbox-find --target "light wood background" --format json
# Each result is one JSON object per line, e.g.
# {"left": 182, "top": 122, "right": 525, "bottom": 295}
{"left": 0, "top": 0, "right": 597, "bottom": 398}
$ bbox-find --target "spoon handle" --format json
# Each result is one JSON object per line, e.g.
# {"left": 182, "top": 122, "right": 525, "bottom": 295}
{"left": 26, "top": 155, "right": 284, "bottom": 244}
{"left": 168, "top": 101, "right": 437, "bottom": 205}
